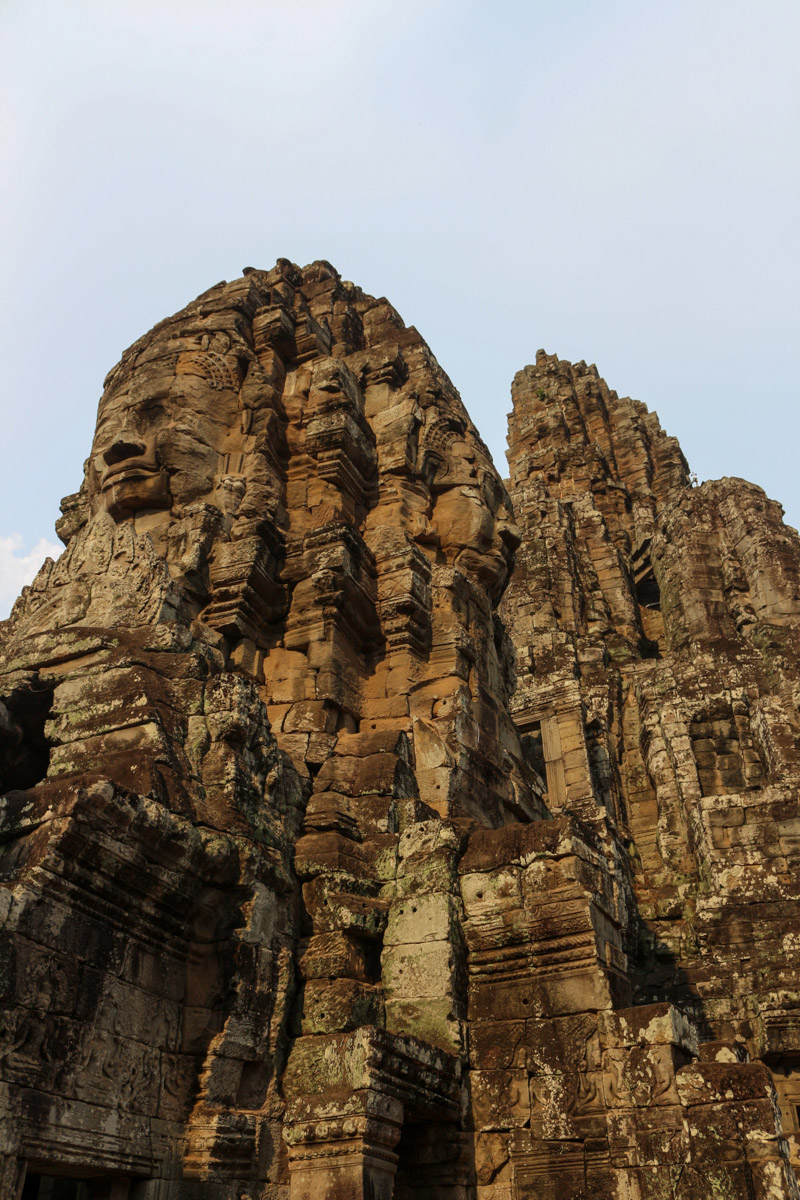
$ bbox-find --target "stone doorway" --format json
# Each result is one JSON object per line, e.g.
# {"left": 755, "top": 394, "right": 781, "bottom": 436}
{"left": 22, "top": 1179, "right": 89, "bottom": 1200}
{"left": 393, "top": 1119, "right": 469, "bottom": 1197}
{"left": 283, "top": 1028, "right": 462, "bottom": 1200}
{"left": 21, "top": 1176, "right": 130, "bottom": 1200}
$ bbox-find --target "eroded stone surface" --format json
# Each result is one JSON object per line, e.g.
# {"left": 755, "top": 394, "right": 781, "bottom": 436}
{"left": 1, "top": 272, "right": 799, "bottom": 1199}
{"left": 499, "top": 352, "right": 800, "bottom": 1197}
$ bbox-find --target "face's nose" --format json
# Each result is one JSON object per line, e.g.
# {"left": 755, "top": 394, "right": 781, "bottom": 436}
{"left": 498, "top": 515, "right": 522, "bottom": 555}
{"left": 496, "top": 523, "right": 522, "bottom": 554}
{"left": 103, "top": 437, "right": 148, "bottom": 467}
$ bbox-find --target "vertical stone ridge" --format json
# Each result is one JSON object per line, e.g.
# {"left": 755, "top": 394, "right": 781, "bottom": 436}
{"left": 499, "top": 349, "right": 800, "bottom": 1195}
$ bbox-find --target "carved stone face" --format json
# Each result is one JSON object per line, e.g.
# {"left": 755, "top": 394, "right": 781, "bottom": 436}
{"left": 426, "top": 430, "right": 520, "bottom": 598}
{"left": 87, "top": 345, "right": 244, "bottom": 523}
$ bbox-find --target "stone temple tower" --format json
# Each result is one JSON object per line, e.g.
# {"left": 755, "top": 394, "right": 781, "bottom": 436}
{"left": 2, "top": 263, "right": 800, "bottom": 1199}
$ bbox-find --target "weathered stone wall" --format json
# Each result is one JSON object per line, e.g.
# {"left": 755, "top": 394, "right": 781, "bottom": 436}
{"left": 0, "top": 262, "right": 541, "bottom": 1199}
{"left": 499, "top": 350, "right": 800, "bottom": 1195}
{"left": 1, "top": 272, "right": 799, "bottom": 1199}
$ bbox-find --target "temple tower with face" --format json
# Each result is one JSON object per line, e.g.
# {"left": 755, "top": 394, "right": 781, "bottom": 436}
{"left": 1, "top": 265, "right": 799, "bottom": 1200}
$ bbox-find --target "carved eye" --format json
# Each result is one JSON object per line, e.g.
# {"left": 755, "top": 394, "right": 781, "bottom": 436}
{"left": 130, "top": 395, "right": 166, "bottom": 428}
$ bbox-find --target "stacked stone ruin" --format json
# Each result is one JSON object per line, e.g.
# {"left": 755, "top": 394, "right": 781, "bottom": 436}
{"left": 1, "top": 261, "right": 800, "bottom": 1199}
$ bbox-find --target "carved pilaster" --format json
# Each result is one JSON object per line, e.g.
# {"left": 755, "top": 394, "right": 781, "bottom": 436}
{"left": 283, "top": 1028, "right": 460, "bottom": 1200}
{"left": 0, "top": 1157, "right": 25, "bottom": 1200}
{"left": 285, "top": 1109, "right": 402, "bottom": 1200}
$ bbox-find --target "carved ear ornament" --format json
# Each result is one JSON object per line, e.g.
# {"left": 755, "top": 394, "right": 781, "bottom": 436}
{"left": 480, "top": 469, "right": 506, "bottom": 512}
{"left": 419, "top": 417, "right": 470, "bottom": 488}
{"left": 421, "top": 449, "right": 446, "bottom": 490}
{"left": 190, "top": 351, "right": 239, "bottom": 393}
{"left": 420, "top": 416, "right": 468, "bottom": 454}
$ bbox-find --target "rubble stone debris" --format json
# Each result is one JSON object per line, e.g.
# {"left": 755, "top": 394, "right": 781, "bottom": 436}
{"left": 2, "top": 261, "right": 800, "bottom": 1199}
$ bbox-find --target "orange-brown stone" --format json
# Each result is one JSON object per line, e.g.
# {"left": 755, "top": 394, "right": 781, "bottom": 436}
{"left": 1, "top": 270, "right": 799, "bottom": 1199}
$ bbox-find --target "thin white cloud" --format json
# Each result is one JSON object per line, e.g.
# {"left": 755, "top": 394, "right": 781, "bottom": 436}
{"left": 0, "top": 535, "right": 61, "bottom": 619}
{"left": 0, "top": 0, "right": 798, "bottom": 547}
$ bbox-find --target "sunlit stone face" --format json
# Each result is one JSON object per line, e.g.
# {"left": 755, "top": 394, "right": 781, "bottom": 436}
{"left": 87, "top": 345, "right": 244, "bottom": 522}
{"left": 426, "top": 431, "right": 521, "bottom": 599}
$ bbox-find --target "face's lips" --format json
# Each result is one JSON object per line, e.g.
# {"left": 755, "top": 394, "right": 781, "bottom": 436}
{"left": 97, "top": 458, "right": 171, "bottom": 519}
{"left": 100, "top": 458, "right": 160, "bottom": 489}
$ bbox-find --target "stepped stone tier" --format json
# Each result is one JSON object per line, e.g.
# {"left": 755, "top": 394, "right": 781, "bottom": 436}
{"left": 1, "top": 261, "right": 799, "bottom": 1199}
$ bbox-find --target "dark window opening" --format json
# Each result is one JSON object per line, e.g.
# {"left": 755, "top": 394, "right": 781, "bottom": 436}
{"left": 22, "top": 1179, "right": 90, "bottom": 1200}
{"left": 518, "top": 715, "right": 567, "bottom": 808}
{"left": 394, "top": 1119, "right": 465, "bottom": 1197}
{"left": 0, "top": 675, "right": 55, "bottom": 793}
{"left": 631, "top": 544, "right": 665, "bottom": 655}
{"left": 21, "top": 1175, "right": 41, "bottom": 1200}
{"left": 634, "top": 569, "right": 661, "bottom": 611}
{"left": 638, "top": 636, "right": 660, "bottom": 661}
{"left": 520, "top": 723, "right": 546, "bottom": 781}
{"left": 631, "top": 541, "right": 660, "bottom": 608}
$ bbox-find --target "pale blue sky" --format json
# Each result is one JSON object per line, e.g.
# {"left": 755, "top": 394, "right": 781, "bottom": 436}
{"left": 1, "top": 0, "right": 798, "bottom": 614}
